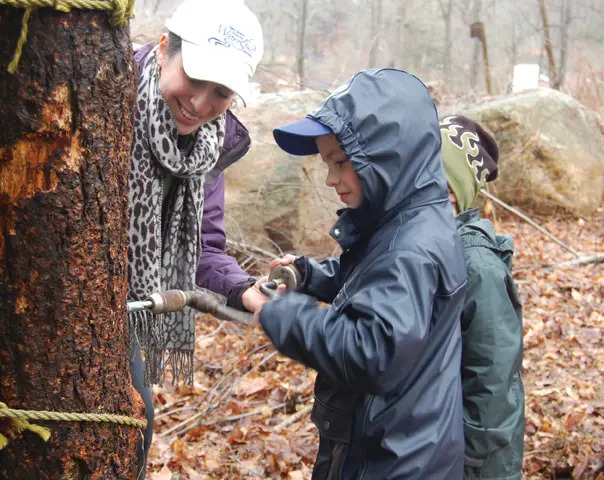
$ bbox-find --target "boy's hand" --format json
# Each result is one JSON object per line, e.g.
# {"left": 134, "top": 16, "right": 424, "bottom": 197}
{"left": 269, "top": 254, "right": 297, "bottom": 273}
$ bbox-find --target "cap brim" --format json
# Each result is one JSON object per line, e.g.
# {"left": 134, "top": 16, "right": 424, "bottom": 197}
{"left": 181, "top": 40, "right": 251, "bottom": 106}
{"left": 273, "top": 118, "right": 332, "bottom": 156}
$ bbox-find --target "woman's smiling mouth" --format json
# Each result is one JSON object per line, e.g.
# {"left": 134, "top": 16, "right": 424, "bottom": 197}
{"left": 177, "top": 99, "right": 200, "bottom": 122}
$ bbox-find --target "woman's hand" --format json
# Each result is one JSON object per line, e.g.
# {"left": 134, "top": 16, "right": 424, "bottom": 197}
{"left": 241, "top": 276, "right": 270, "bottom": 313}
{"left": 252, "top": 282, "right": 286, "bottom": 324}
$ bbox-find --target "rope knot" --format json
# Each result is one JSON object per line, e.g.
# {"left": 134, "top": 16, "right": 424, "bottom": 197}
{"left": 53, "top": 0, "right": 71, "bottom": 12}
{"left": 0, "top": 402, "right": 52, "bottom": 449}
{"left": 108, "top": 0, "right": 134, "bottom": 26}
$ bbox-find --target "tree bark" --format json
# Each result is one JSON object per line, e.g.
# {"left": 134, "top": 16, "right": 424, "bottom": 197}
{"left": 0, "top": 6, "right": 142, "bottom": 479}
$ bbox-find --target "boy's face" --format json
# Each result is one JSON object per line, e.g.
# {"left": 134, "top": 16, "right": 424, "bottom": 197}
{"left": 316, "top": 134, "right": 363, "bottom": 208}
{"left": 157, "top": 34, "right": 235, "bottom": 135}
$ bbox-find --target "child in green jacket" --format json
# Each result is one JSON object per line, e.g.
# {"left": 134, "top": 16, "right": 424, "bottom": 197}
{"left": 440, "top": 115, "right": 525, "bottom": 480}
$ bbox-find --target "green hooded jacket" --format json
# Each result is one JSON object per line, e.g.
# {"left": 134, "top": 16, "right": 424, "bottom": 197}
{"left": 456, "top": 208, "right": 524, "bottom": 480}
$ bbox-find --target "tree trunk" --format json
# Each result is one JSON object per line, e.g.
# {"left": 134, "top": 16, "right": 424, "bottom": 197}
{"left": 537, "top": 0, "right": 560, "bottom": 89}
{"left": 393, "top": 2, "right": 408, "bottom": 68}
{"left": 0, "top": 6, "right": 142, "bottom": 479}
{"left": 558, "top": 0, "right": 572, "bottom": 89}
{"left": 368, "top": 0, "right": 383, "bottom": 68}
{"left": 296, "top": 0, "right": 309, "bottom": 89}
{"left": 470, "top": 0, "right": 482, "bottom": 90}
{"left": 438, "top": 0, "right": 454, "bottom": 82}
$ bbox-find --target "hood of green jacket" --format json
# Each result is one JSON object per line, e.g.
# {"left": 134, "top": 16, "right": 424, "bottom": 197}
{"left": 456, "top": 208, "right": 515, "bottom": 269}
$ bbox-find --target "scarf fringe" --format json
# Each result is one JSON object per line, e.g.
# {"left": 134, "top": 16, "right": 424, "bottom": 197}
{"left": 144, "top": 348, "right": 194, "bottom": 386}
{"left": 128, "top": 310, "right": 154, "bottom": 357}
{"left": 129, "top": 310, "right": 193, "bottom": 385}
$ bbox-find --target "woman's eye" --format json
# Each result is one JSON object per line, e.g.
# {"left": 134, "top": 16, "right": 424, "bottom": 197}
{"left": 335, "top": 160, "right": 346, "bottom": 166}
{"left": 215, "top": 89, "right": 230, "bottom": 99}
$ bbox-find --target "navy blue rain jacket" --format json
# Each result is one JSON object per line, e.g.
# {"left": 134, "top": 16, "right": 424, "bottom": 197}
{"left": 260, "top": 69, "right": 467, "bottom": 479}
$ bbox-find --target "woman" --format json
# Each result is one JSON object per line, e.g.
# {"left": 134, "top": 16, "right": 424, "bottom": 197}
{"left": 127, "top": 0, "right": 264, "bottom": 473}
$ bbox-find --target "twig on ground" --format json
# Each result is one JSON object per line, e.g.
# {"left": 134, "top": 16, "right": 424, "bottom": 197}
{"left": 554, "top": 253, "right": 604, "bottom": 268}
{"left": 479, "top": 190, "right": 581, "bottom": 257}
{"left": 515, "top": 253, "right": 604, "bottom": 272}
{"left": 273, "top": 403, "right": 313, "bottom": 432}
{"left": 154, "top": 396, "right": 192, "bottom": 415}
{"left": 199, "top": 401, "right": 288, "bottom": 428}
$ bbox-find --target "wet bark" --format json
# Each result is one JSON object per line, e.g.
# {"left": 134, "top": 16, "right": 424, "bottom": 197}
{"left": 0, "top": 6, "right": 142, "bottom": 479}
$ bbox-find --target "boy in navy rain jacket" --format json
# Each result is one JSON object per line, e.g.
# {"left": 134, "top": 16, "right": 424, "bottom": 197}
{"left": 255, "top": 69, "right": 467, "bottom": 479}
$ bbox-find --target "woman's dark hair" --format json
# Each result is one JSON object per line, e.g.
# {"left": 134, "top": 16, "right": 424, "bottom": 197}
{"left": 166, "top": 32, "right": 182, "bottom": 58}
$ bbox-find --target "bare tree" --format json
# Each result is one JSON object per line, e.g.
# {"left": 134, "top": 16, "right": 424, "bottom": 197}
{"left": 437, "top": 0, "right": 454, "bottom": 80}
{"left": 537, "top": 0, "right": 560, "bottom": 89}
{"left": 297, "top": 0, "right": 310, "bottom": 88}
{"left": 368, "top": 0, "right": 384, "bottom": 67}
{"left": 470, "top": 0, "right": 482, "bottom": 90}
{"left": 558, "top": 0, "right": 572, "bottom": 88}
{"left": 393, "top": 1, "right": 409, "bottom": 67}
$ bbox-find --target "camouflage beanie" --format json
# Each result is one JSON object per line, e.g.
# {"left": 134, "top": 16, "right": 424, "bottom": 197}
{"left": 439, "top": 115, "right": 499, "bottom": 213}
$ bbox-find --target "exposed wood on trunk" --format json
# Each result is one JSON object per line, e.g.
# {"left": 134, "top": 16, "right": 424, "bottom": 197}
{"left": 0, "top": 6, "right": 142, "bottom": 478}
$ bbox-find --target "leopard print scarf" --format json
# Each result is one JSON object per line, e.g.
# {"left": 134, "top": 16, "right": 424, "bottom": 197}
{"left": 128, "top": 49, "right": 225, "bottom": 384}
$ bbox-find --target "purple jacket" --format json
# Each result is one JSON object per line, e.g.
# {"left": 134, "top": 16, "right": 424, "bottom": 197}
{"left": 133, "top": 44, "right": 254, "bottom": 298}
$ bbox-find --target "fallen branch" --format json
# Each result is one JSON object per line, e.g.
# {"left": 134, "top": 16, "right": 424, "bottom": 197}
{"left": 479, "top": 190, "right": 580, "bottom": 257}
{"left": 226, "top": 238, "right": 279, "bottom": 260}
{"left": 553, "top": 253, "right": 604, "bottom": 269}
{"left": 199, "top": 401, "right": 288, "bottom": 428}
{"left": 273, "top": 403, "right": 313, "bottom": 432}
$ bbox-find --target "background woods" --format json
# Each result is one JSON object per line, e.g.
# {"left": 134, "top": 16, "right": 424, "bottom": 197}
{"left": 133, "top": 0, "right": 604, "bottom": 110}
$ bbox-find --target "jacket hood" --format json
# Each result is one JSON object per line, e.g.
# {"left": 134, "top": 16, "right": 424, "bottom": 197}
{"left": 456, "top": 208, "right": 515, "bottom": 268}
{"left": 308, "top": 69, "right": 447, "bottom": 246}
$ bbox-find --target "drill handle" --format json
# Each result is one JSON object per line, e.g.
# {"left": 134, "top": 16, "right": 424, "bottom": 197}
{"left": 147, "top": 289, "right": 255, "bottom": 325}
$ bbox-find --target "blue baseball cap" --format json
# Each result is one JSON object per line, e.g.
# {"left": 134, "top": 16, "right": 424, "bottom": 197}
{"left": 273, "top": 118, "right": 333, "bottom": 156}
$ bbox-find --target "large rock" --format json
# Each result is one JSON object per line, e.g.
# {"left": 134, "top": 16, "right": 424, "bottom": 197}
{"left": 224, "top": 92, "right": 340, "bottom": 256}
{"left": 451, "top": 88, "right": 604, "bottom": 215}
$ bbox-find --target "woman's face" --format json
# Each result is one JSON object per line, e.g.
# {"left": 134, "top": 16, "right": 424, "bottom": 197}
{"left": 156, "top": 34, "right": 236, "bottom": 135}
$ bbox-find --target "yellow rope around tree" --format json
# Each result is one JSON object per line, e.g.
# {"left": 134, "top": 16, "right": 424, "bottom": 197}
{"left": 0, "top": 401, "right": 146, "bottom": 449}
{"left": 0, "top": 0, "right": 135, "bottom": 73}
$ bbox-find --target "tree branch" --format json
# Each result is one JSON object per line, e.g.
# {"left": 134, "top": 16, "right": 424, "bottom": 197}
{"left": 479, "top": 190, "right": 581, "bottom": 257}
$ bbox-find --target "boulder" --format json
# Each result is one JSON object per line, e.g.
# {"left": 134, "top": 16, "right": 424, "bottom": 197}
{"left": 450, "top": 88, "right": 604, "bottom": 215}
{"left": 224, "top": 91, "right": 340, "bottom": 256}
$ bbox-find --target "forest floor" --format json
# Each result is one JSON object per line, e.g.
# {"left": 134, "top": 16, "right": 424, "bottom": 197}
{"left": 147, "top": 207, "right": 603, "bottom": 480}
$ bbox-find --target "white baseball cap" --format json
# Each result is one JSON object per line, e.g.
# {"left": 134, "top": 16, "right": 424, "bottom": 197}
{"left": 165, "top": 0, "right": 264, "bottom": 106}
